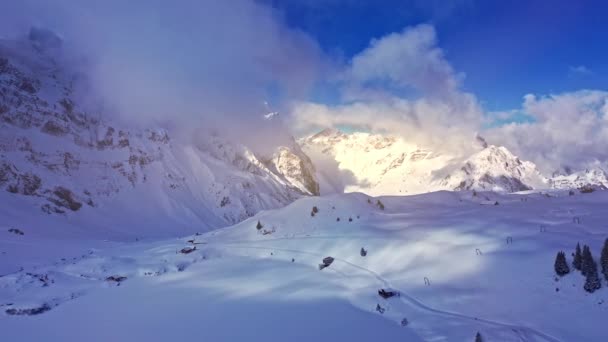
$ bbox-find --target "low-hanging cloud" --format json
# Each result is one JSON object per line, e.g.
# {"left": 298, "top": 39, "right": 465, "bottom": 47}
{"left": 486, "top": 90, "right": 608, "bottom": 173}
{"left": 0, "top": 0, "right": 324, "bottom": 152}
{"left": 290, "top": 24, "right": 483, "bottom": 156}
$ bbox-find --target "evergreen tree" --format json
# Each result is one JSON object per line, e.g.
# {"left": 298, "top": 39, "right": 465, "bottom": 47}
{"left": 601, "top": 238, "right": 608, "bottom": 282}
{"left": 554, "top": 251, "right": 570, "bottom": 276}
{"left": 582, "top": 246, "right": 601, "bottom": 293}
{"left": 584, "top": 264, "right": 602, "bottom": 293}
{"left": 475, "top": 332, "right": 483, "bottom": 342}
{"left": 376, "top": 200, "right": 385, "bottom": 210}
{"left": 582, "top": 245, "right": 592, "bottom": 277}
{"left": 312, "top": 206, "right": 319, "bottom": 214}
{"left": 573, "top": 243, "right": 582, "bottom": 271}
{"left": 256, "top": 220, "right": 263, "bottom": 230}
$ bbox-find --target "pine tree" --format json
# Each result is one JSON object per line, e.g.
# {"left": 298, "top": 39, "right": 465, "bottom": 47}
{"left": 376, "top": 200, "right": 385, "bottom": 210}
{"left": 475, "top": 332, "right": 483, "bottom": 342}
{"left": 256, "top": 220, "right": 263, "bottom": 230}
{"left": 601, "top": 238, "right": 608, "bottom": 282}
{"left": 582, "top": 246, "right": 601, "bottom": 293}
{"left": 573, "top": 243, "right": 582, "bottom": 271}
{"left": 584, "top": 263, "right": 602, "bottom": 293}
{"left": 582, "top": 245, "right": 592, "bottom": 277}
{"left": 312, "top": 206, "right": 319, "bottom": 214}
{"left": 554, "top": 251, "right": 570, "bottom": 276}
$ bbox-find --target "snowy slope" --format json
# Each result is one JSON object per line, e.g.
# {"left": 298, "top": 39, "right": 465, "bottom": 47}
{"left": 2, "top": 189, "right": 607, "bottom": 341}
{"left": 0, "top": 34, "right": 319, "bottom": 239}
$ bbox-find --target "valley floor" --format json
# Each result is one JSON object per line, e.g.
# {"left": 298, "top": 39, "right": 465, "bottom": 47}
{"left": 1, "top": 190, "right": 608, "bottom": 341}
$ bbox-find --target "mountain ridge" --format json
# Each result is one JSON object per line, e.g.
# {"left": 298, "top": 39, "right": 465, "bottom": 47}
{"left": 300, "top": 128, "right": 607, "bottom": 195}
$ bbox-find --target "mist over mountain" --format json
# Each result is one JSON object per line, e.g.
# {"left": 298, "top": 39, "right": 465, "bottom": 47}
{"left": 300, "top": 128, "right": 608, "bottom": 196}
{"left": 0, "top": 33, "right": 319, "bottom": 239}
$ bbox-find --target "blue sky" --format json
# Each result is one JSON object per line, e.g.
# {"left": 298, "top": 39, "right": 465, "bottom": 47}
{"left": 265, "top": 0, "right": 608, "bottom": 111}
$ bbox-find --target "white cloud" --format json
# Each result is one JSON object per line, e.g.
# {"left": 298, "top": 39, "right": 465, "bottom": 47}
{"left": 290, "top": 23, "right": 608, "bottom": 173}
{"left": 0, "top": 0, "right": 324, "bottom": 152}
{"left": 345, "top": 24, "right": 462, "bottom": 97}
{"left": 486, "top": 90, "right": 608, "bottom": 172}
{"left": 569, "top": 65, "right": 592, "bottom": 76}
{"left": 290, "top": 24, "right": 482, "bottom": 155}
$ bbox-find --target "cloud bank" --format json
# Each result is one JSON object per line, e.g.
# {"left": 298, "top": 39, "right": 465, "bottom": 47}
{"left": 289, "top": 23, "right": 608, "bottom": 172}
{"left": 0, "top": 0, "right": 323, "bottom": 151}
{"left": 290, "top": 24, "right": 483, "bottom": 155}
{"left": 2, "top": 1, "right": 608, "bottom": 173}
{"left": 487, "top": 90, "right": 608, "bottom": 173}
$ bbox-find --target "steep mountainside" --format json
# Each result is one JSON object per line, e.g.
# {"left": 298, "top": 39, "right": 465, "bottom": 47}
{"left": 300, "top": 129, "right": 549, "bottom": 195}
{"left": 0, "top": 33, "right": 318, "bottom": 239}
{"left": 549, "top": 168, "right": 608, "bottom": 190}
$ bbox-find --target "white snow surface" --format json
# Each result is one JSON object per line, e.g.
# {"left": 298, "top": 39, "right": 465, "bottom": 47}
{"left": 2, "top": 189, "right": 608, "bottom": 341}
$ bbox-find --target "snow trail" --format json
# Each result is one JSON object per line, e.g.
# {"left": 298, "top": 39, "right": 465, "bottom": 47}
{"left": 220, "top": 242, "right": 563, "bottom": 342}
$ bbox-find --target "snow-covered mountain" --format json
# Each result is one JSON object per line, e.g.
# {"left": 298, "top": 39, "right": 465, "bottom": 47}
{"left": 300, "top": 128, "right": 557, "bottom": 195}
{"left": 435, "top": 145, "right": 546, "bottom": 192}
{"left": 549, "top": 167, "right": 608, "bottom": 190}
{"left": 0, "top": 32, "right": 319, "bottom": 239}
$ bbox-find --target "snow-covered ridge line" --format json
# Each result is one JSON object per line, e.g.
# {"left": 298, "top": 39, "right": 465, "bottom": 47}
{"left": 300, "top": 128, "right": 608, "bottom": 195}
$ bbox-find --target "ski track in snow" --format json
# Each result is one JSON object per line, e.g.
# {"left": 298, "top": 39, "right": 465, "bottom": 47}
{"left": 219, "top": 242, "right": 563, "bottom": 342}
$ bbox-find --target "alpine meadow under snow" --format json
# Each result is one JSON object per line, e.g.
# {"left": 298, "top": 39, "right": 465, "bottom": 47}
{"left": 2, "top": 1, "right": 608, "bottom": 342}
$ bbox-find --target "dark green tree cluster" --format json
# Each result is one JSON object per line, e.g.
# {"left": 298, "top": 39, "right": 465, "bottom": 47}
{"left": 563, "top": 242, "right": 606, "bottom": 293}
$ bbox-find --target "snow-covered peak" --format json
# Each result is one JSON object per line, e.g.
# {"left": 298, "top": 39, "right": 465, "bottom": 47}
{"left": 301, "top": 129, "right": 552, "bottom": 195}
{"left": 436, "top": 145, "right": 546, "bottom": 192}
{"left": 550, "top": 167, "right": 608, "bottom": 190}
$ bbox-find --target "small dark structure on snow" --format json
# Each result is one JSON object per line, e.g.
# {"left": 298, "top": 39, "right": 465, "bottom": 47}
{"left": 360, "top": 247, "right": 367, "bottom": 257}
{"left": 378, "top": 288, "right": 398, "bottom": 299}
{"left": 8, "top": 228, "right": 24, "bottom": 236}
{"left": 319, "top": 256, "right": 334, "bottom": 270}
{"left": 180, "top": 246, "right": 197, "bottom": 254}
{"left": 106, "top": 275, "right": 127, "bottom": 283}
